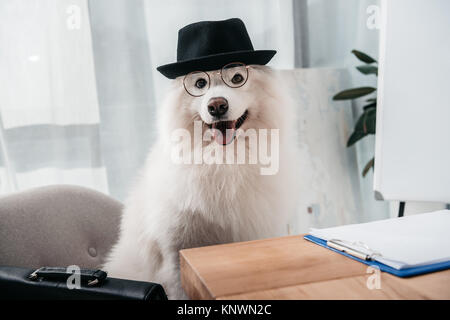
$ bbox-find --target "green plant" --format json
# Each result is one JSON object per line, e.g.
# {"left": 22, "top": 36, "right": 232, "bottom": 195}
{"left": 332, "top": 49, "right": 378, "bottom": 177}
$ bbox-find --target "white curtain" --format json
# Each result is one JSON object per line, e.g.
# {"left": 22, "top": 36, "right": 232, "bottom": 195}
{"left": 0, "top": 0, "right": 107, "bottom": 195}
{"left": 0, "top": 0, "right": 388, "bottom": 222}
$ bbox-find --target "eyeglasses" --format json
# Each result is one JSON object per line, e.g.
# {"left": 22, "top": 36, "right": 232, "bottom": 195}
{"left": 183, "top": 62, "right": 250, "bottom": 97}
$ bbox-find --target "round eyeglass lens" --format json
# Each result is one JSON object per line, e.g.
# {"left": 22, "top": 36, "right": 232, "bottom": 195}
{"left": 221, "top": 62, "right": 248, "bottom": 88}
{"left": 183, "top": 71, "right": 210, "bottom": 96}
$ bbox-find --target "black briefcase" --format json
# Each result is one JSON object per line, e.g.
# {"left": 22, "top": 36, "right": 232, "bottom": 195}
{"left": 0, "top": 266, "right": 167, "bottom": 300}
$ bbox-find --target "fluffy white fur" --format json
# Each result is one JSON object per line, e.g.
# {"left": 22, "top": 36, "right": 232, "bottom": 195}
{"left": 103, "top": 66, "right": 300, "bottom": 299}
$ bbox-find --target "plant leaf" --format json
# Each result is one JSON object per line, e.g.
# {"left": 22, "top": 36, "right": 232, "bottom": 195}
{"left": 356, "top": 65, "right": 378, "bottom": 76}
{"left": 355, "top": 108, "right": 376, "bottom": 134}
{"left": 347, "top": 108, "right": 377, "bottom": 147}
{"left": 366, "top": 98, "right": 377, "bottom": 103}
{"left": 365, "top": 108, "right": 377, "bottom": 133}
{"left": 351, "top": 49, "right": 377, "bottom": 64}
{"left": 333, "top": 87, "right": 376, "bottom": 100}
{"left": 347, "top": 130, "right": 367, "bottom": 147}
{"left": 363, "top": 102, "right": 376, "bottom": 110}
{"left": 362, "top": 157, "right": 375, "bottom": 177}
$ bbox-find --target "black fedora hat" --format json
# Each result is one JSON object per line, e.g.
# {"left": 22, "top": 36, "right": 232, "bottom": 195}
{"left": 156, "top": 18, "right": 276, "bottom": 79}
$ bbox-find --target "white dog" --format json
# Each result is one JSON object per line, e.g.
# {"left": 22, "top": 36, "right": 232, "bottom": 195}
{"left": 103, "top": 65, "right": 300, "bottom": 299}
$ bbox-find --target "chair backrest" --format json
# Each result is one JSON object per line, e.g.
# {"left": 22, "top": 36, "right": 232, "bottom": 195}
{"left": 0, "top": 185, "right": 122, "bottom": 269}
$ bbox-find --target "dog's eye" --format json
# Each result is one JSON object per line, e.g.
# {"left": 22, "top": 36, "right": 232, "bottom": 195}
{"left": 231, "top": 73, "right": 244, "bottom": 84}
{"left": 195, "top": 78, "right": 207, "bottom": 89}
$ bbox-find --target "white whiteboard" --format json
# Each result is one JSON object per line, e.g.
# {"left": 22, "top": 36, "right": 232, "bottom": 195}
{"left": 374, "top": 0, "right": 450, "bottom": 202}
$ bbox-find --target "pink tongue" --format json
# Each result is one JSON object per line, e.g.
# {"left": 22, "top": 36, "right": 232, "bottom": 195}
{"left": 212, "top": 121, "right": 236, "bottom": 145}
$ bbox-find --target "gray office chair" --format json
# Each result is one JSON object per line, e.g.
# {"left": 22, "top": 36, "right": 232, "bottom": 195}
{"left": 0, "top": 186, "right": 170, "bottom": 300}
{"left": 0, "top": 185, "right": 122, "bottom": 269}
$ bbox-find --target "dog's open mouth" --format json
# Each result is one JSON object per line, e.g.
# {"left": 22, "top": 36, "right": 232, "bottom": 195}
{"left": 207, "top": 110, "right": 248, "bottom": 145}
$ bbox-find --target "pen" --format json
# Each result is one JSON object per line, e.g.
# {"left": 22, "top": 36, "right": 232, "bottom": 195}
{"left": 327, "top": 239, "right": 371, "bottom": 261}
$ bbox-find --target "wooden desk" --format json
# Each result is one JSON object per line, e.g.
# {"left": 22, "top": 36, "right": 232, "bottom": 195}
{"left": 180, "top": 235, "right": 450, "bottom": 299}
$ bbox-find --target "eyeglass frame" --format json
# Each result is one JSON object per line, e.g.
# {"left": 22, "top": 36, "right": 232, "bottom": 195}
{"left": 183, "top": 62, "right": 250, "bottom": 97}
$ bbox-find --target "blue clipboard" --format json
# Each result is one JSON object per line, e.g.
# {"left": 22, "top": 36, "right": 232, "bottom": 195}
{"left": 304, "top": 234, "right": 450, "bottom": 277}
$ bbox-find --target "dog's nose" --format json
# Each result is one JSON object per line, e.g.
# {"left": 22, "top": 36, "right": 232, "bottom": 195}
{"left": 207, "top": 97, "right": 228, "bottom": 117}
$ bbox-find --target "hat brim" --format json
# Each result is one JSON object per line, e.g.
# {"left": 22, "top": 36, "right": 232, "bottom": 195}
{"left": 156, "top": 50, "right": 276, "bottom": 79}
